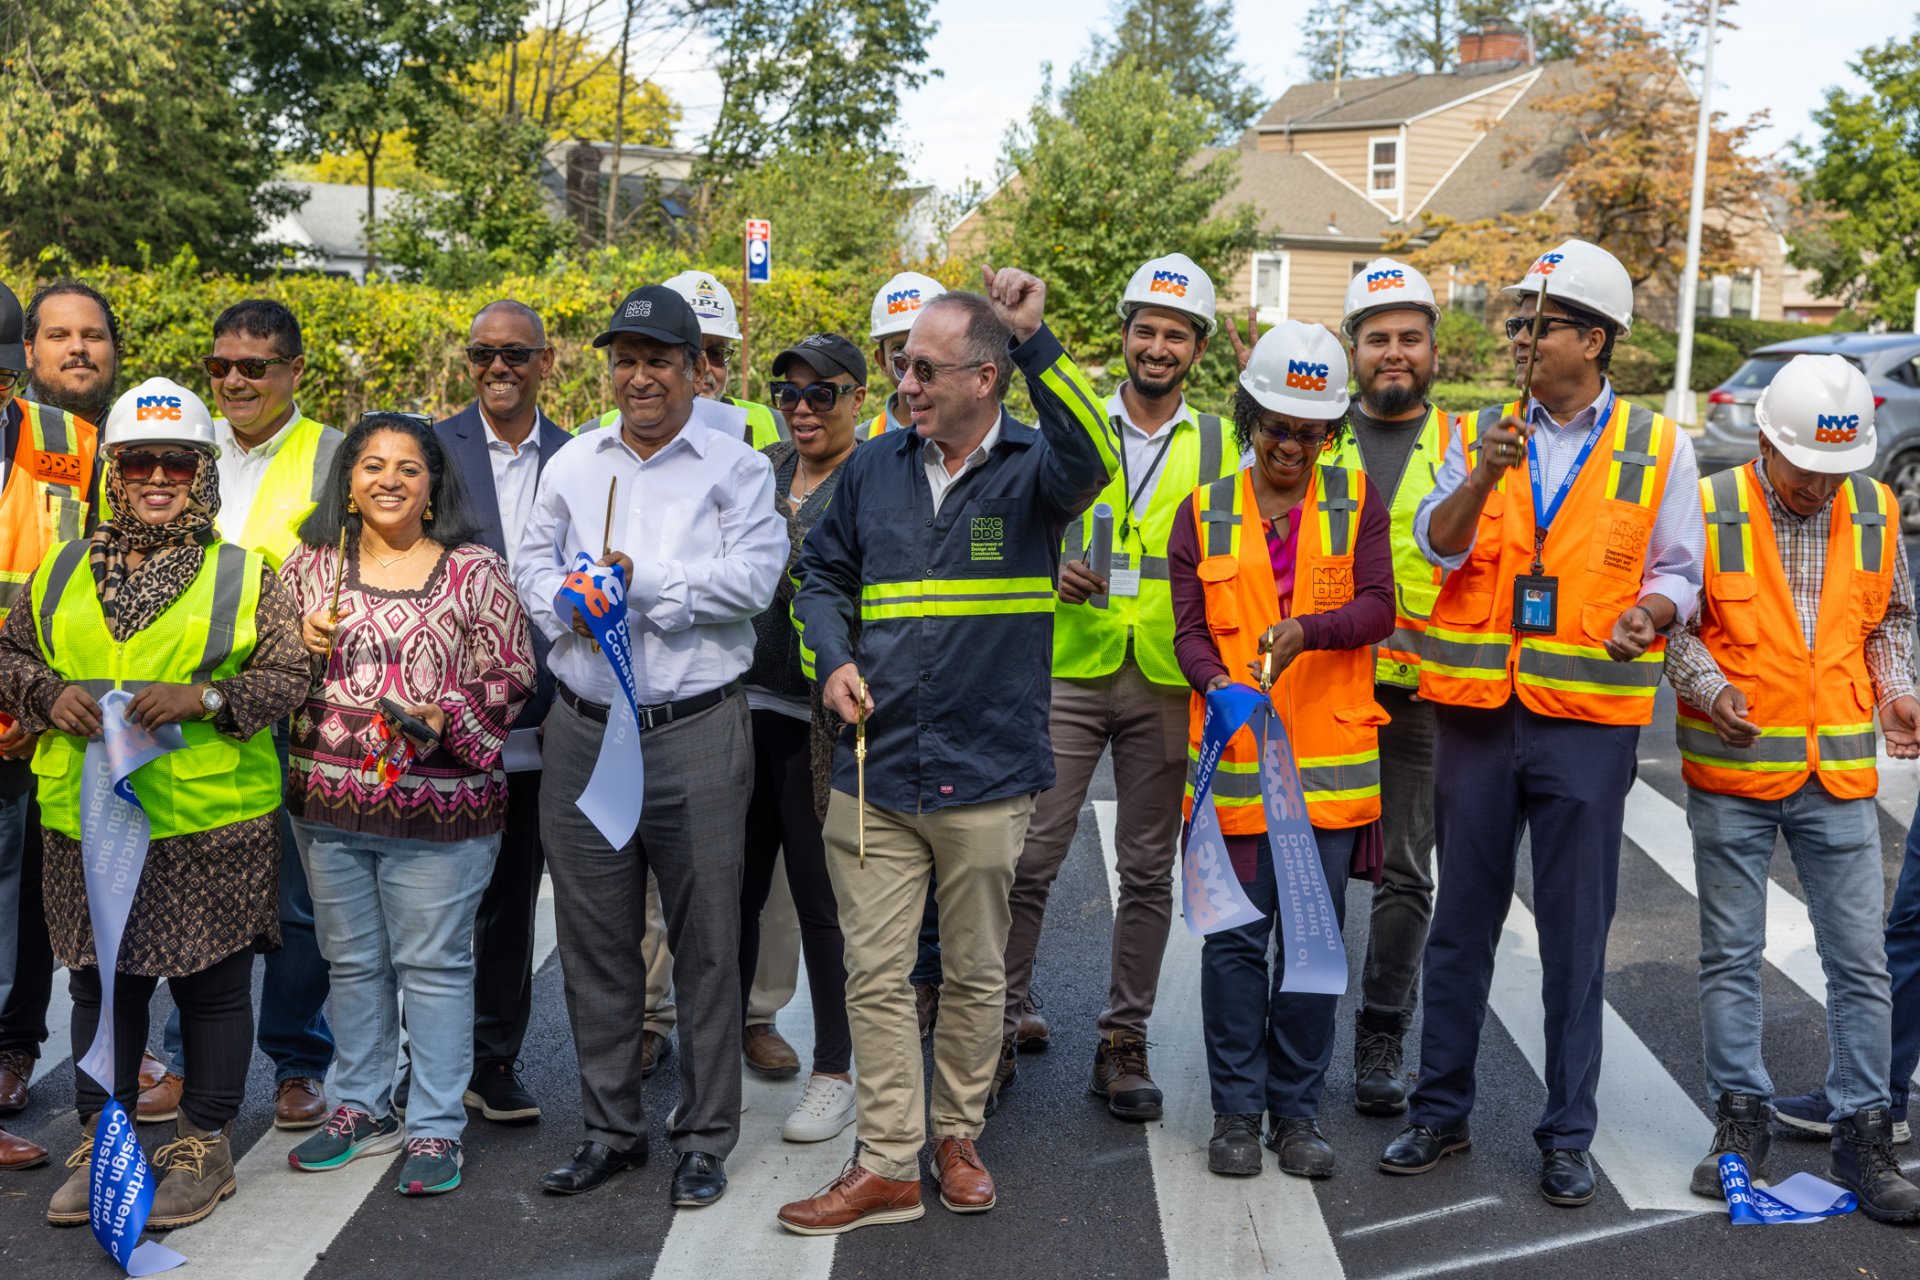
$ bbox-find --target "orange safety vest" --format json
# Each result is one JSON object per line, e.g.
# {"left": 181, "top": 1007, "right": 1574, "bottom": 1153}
{"left": 1181, "top": 464, "right": 1387, "bottom": 833}
{"left": 1677, "top": 461, "right": 1894, "bottom": 800}
{"left": 0, "top": 399, "right": 96, "bottom": 620}
{"left": 1418, "top": 398, "right": 1675, "bottom": 726}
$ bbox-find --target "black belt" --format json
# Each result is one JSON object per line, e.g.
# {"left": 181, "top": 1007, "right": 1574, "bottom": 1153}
{"left": 558, "top": 678, "right": 741, "bottom": 731}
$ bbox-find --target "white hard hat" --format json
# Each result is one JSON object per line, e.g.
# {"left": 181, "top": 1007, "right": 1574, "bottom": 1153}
{"left": 870, "top": 271, "right": 946, "bottom": 341}
{"left": 1342, "top": 257, "right": 1440, "bottom": 338}
{"left": 662, "top": 269, "right": 742, "bottom": 341}
{"left": 1755, "top": 353, "right": 1877, "bottom": 474}
{"left": 1501, "top": 238, "right": 1634, "bottom": 334}
{"left": 1117, "top": 253, "right": 1217, "bottom": 335}
{"left": 104, "top": 378, "right": 216, "bottom": 450}
{"left": 1240, "top": 320, "right": 1351, "bottom": 419}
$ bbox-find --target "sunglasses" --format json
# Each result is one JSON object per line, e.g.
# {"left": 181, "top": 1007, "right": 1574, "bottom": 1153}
{"left": 890, "top": 353, "right": 985, "bottom": 385}
{"left": 1503, "top": 316, "right": 1594, "bottom": 342}
{"left": 202, "top": 355, "right": 290, "bottom": 380}
{"left": 770, "top": 380, "right": 861, "bottom": 413}
{"left": 1254, "top": 424, "right": 1331, "bottom": 449}
{"left": 465, "top": 344, "right": 548, "bottom": 367}
{"left": 117, "top": 449, "right": 201, "bottom": 483}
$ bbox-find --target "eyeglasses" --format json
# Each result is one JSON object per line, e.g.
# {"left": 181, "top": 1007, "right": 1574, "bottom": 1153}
{"left": 1254, "top": 423, "right": 1331, "bottom": 449}
{"left": 116, "top": 449, "right": 201, "bottom": 483}
{"left": 0, "top": 368, "right": 19, "bottom": 392}
{"left": 703, "top": 343, "right": 734, "bottom": 367}
{"left": 891, "top": 353, "right": 985, "bottom": 385}
{"left": 202, "top": 355, "right": 290, "bottom": 380}
{"left": 770, "top": 380, "right": 861, "bottom": 413}
{"left": 1503, "top": 316, "right": 1594, "bottom": 342}
{"left": 465, "top": 344, "right": 547, "bottom": 367}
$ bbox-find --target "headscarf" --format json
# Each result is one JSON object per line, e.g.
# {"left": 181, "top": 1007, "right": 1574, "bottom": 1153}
{"left": 89, "top": 444, "right": 222, "bottom": 641}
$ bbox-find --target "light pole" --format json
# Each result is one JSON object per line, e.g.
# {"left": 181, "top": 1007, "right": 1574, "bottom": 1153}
{"left": 1669, "top": 0, "right": 1719, "bottom": 424}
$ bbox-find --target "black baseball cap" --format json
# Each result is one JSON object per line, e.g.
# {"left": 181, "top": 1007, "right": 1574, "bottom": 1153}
{"left": 772, "top": 333, "right": 867, "bottom": 385}
{"left": 0, "top": 282, "right": 23, "bottom": 371}
{"left": 592, "top": 284, "right": 703, "bottom": 350}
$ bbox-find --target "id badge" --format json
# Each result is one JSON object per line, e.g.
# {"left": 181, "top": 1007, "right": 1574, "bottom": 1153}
{"left": 1108, "top": 552, "right": 1141, "bottom": 599}
{"left": 1513, "top": 574, "right": 1558, "bottom": 635}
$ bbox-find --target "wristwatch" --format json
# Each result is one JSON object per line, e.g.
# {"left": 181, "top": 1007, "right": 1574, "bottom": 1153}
{"left": 200, "top": 685, "right": 227, "bottom": 720}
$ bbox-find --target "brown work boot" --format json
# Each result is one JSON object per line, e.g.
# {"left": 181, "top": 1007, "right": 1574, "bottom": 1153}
{"left": 641, "top": 1030, "right": 672, "bottom": 1078}
{"left": 984, "top": 1037, "right": 1017, "bottom": 1119}
{"left": 275, "top": 1077, "right": 328, "bottom": 1130}
{"left": 0, "top": 1048, "right": 33, "bottom": 1113}
{"left": 777, "top": 1157, "right": 924, "bottom": 1235}
{"left": 914, "top": 983, "right": 940, "bottom": 1040}
{"left": 0, "top": 1124, "right": 49, "bottom": 1169}
{"left": 47, "top": 1123, "right": 97, "bottom": 1227}
{"left": 743, "top": 1023, "right": 801, "bottom": 1078}
{"left": 1012, "top": 989, "right": 1049, "bottom": 1053}
{"left": 930, "top": 1136, "right": 996, "bottom": 1213}
{"left": 1090, "top": 1031, "right": 1163, "bottom": 1122}
{"left": 138, "top": 1070, "right": 184, "bottom": 1124}
{"left": 147, "top": 1116, "right": 236, "bottom": 1230}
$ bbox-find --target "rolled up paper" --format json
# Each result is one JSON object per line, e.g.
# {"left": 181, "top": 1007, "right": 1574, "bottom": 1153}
{"left": 1087, "top": 502, "right": 1114, "bottom": 611}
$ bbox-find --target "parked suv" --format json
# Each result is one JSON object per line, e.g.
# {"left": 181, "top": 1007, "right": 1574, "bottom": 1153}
{"left": 1696, "top": 333, "right": 1920, "bottom": 531}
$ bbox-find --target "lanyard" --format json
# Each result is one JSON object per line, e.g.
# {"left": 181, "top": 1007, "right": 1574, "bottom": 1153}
{"left": 1116, "top": 419, "right": 1177, "bottom": 541}
{"left": 1525, "top": 391, "right": 1614, "bottom": 566}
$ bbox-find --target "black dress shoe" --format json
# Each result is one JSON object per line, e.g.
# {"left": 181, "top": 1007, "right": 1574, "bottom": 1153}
{"left": 1379, "top": 1122, "right": 1471, "bottom": 1174}
{"left": 1540, "top": 1148, "right": 1596, "bottom": 1206}
{"left": 671, "top": 1151, "right": 727, "bottom": 1207}
{"left": 541, "top": 1140, "right": 648, "bottom": 1195}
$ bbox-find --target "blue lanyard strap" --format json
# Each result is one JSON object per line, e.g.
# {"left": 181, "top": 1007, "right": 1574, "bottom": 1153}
{"left": 1525, "top": 390, "right": 1615, "bottom": 538}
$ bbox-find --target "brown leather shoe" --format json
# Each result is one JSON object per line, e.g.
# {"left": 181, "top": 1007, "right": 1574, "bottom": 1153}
{"left": 914, "top": 983, "right": 940, "bottom": 1040}
{"left": 0, "top": 1124, "right": 49, "bottom": 1169}
{"left": 0, "top": 1048, "right": 32, "bottom": 1114}
{"left": 777, "top": 1158, "right": 924, "bottom": 1235}
{"left": 743, "top": 1023, "right": 801, "bottom": 1078}
{"left": 274, "top": 1077, "right": 329, "bottom": 1131}
{"left": 641, "top": 1030, "right": 672, "bottom": 1078}
{"left": 138, "top": 1071, "right": 184, "bottom": 1124}
{"left": 931, "top": 1136, "right": 996, "bottom": 1213}
{"left": 1013, "top": 989, "right": 1050, "bottom": 1053}
{"left": 138, "top": 1049, "right": 168, "bottom": 1094}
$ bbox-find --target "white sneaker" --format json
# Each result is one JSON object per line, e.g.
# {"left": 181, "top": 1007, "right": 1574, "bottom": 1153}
{"left": 781, "top": 1075, "right": 857, "bottom": 1143}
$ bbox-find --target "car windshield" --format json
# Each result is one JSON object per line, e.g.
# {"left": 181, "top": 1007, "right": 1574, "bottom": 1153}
{"left": 1722, "top": 352, "right": 1867, "bottom": 391}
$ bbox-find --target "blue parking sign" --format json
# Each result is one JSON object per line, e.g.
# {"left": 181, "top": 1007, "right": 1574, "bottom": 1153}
{"left": 746, "top": 219, "right": 771, "bottom": 284}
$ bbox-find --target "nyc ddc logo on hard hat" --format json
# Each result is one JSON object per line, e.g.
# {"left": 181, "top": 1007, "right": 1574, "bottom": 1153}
{"left": 1150, "top": 269, "right": 1190, "bottom": 298}
{"left": 135, "top": 394, "right": 183, "bottom": 421}
{"left": 1815, "top": 413, "right": 1861, "bottom": 444}
{"left": 1530, "top": 252, "right": 1566, "bottom": 277}
{"left": 1366, "top": 268, "right": 1406, "bottom": 293}
{"left": 691, "top": 278, "right": 727, "bottom": 319}
{"left": 1285, "top": 360, "right": 1330, "bottom": 391}
{"left": 886, "top": 288, "right": 924, "bottom": 316}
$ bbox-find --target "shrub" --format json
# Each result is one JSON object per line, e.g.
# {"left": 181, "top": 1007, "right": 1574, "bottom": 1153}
{"left": 1434, "top": 308, "right": 1503, "bottom": 383}
{"left": 1611, "top": 324, "right": 1740, "bottom": 394}
{"left": 1695, "top": 316, "right": 1828, "bottom": 356}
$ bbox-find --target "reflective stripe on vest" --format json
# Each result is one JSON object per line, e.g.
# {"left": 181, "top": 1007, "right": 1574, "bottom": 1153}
{"left": 1677, "top": 462, "right": 1895, "bottom": 799}
{"left": 860, "top": 576, "right": 1056, "bottom": 621}
{"left": 0, "top": 400, "right": 95, "bottom": 619}
{"left": 225, "top": 416, "right": 339, "bottom": 569}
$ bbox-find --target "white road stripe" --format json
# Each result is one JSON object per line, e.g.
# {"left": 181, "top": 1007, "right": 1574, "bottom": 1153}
{"left": 1092, "top": 801, "right": 1347, "bottom": 1280}
{"left": 1876, "top": 746, "right": 1919, "bottom": 829}
{"left": 1365, "top": 1209, "right": 1699, "bottom": 1280}
{"left": 1338, "top": 1195, "right": 1503, "bottom": 1237}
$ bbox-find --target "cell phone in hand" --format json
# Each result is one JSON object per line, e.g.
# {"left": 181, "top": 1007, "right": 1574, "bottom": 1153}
{"left": 376, "top": 696, "right": 440, "bottom": 752}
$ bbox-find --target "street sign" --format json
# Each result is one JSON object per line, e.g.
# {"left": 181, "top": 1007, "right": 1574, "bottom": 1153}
{"left": 745, "top": 219, "right": 771, "bottom": 284}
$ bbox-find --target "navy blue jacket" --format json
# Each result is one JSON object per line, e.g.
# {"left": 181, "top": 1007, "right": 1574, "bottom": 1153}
{"left": 435, "top": 403, "right": 570, "bottom": 730}
{"left": 793, "top": 324, "right": 1121, "bottom": 813}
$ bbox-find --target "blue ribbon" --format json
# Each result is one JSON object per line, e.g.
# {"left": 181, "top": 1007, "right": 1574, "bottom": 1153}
{"left": 77, "top": 691, "right": 186, "bottom": 1276}
{"left": 1182, "top": 683, "right": 1349, "bottom": 995}
{"left": 553, "top": 553, "right": 646, "bottom": 846}
{"left": 1718, "top": 1153, "right": 1856, "bottom": 1224}
{"left": 1524, "top": 390, "right": 1615, "bottom": 534}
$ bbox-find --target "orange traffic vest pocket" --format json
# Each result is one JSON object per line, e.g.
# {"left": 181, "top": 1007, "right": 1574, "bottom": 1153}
{"left": 1309, "top": 555, "right": 1355, "bottom": 611}
{"left": 1587, "top": 498, "right": 1656, "bottom": 584}
{"left": 1579, "top": 601, "right": 1625, "bottom": 646}
{"left": 1335, "top": 701, "right": 1392, "bottom": 731}
{"left": 1197, "top": 555, "right": 1241, "bottom": 635}
{"left": 1851, "top": 571, "right": 1891, "bottom": 640}
{"left": 1706, "top": 573, "right": 1761, "bottom": 646}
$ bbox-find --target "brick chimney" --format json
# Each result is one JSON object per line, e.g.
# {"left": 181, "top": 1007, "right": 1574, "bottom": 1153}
{"left": 1457, "top": 25, "right": 1533, "bottom": 70}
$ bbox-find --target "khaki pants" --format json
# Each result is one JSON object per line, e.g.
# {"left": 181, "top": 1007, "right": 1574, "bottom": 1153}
{"left": 827, "top": 788, "right": 1034, "bottom": 1182}
{"left": 643, "top": 862, "right": 799, "bottom": 1035}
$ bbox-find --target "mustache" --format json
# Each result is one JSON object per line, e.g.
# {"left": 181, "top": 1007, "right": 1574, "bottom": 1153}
{"left": 60, "top": 357, "right": 99, "bottom": 371}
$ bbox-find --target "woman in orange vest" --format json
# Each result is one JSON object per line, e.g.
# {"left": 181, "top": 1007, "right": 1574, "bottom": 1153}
{"left": 1166, "top": 321, "right": 1393, "bottom": 1180}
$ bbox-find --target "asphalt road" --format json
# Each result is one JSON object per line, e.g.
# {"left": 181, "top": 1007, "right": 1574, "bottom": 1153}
{"left": 5, "top": 686, "right": 1920, "bottom": 1277}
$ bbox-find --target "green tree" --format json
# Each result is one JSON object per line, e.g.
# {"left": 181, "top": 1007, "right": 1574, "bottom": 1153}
{"left": 1088, "top": 0, "right": 1267, "bottom": 141}
{"left": 1294, "top": 0, "right": 1626, "bottom": 80}
{"left": 708, "top": 144, "right": 916, "bottom": 274}
{"left": 233, "top": 0, "right": 526, "bottom": 274}
{"left": 0, "top": 0, "right": 294, "bottom": 272}
{"left": 1794, "top": 27, "right": 1920, "bottom": 325}
{"left": 983, "top": 56, "right": 1261, "bottom": 371}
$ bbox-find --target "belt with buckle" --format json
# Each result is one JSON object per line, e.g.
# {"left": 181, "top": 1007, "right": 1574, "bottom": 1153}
{"left": 557, "top": 678, "right": 741, "bottom": 730}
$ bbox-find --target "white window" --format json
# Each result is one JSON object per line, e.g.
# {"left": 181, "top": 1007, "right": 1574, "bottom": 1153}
{"left": 1368, "top": 135, "right": 1400, "bottom": 198}
{"left": 1695, "top": 272, "right": 1761, "bottom": 320}
{"left": 1252, "top": 252, "right": 1290, "bottom": 325}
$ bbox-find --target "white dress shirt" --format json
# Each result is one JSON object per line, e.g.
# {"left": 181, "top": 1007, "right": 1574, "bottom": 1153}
{"left": 924, "top": 418, "right": 1003, "bottom": 516}
{"left": 1105, "top": 391, "right": 1191, "bottom": 519}
{"left": 480, "top": 408, "right": 540, "bottom": 572}
{"left": 213, "top": 408, "right": 302, "bottom": 542}
{"left": 514, "top": 418, "right": 786, "bottom": 705}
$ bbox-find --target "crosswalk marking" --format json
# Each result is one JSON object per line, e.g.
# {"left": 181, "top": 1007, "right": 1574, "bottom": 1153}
{"left": 1092, "top": 801, "right": 1348, "bottom": 1280}
{"left": 1337, "top": 1194, "right": 1501, "bottom": 1237}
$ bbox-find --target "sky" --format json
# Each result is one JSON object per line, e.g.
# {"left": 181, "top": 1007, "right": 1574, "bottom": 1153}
{"left": 638, "top": 0, "right": 1888, "bottom": 197}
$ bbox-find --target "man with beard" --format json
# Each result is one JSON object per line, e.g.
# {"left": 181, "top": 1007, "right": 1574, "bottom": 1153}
{"left": 991, "top": 254, "right": 1235, "bottom": 1124}
{"left": 21, "top": 281, "right": 119, "bottom": 427}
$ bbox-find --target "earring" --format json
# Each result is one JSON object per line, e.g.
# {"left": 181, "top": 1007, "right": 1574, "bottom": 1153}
{"left": 425, "top": 500, "right": 434, "bottom": 522}
{"left": 347, "top": 496, "right": 360, "bottom": 514}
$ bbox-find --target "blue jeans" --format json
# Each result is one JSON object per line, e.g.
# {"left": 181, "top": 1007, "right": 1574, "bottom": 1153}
{"left": 1690, "top": 781, "right": 1892, "bottom": 1118}
{"left": 295, "top": 820, "right": 499, "bottom": 1141}
{"left": 1200, "top": 826, "right": 1356, "bottom": 1118}
{"left": 1882, "top": 794, "right": 1920, "bottom": 1108}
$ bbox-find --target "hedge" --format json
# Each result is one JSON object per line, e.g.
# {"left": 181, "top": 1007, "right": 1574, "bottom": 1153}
{"left": 1694, "top": 316, "right": 1829, "bottom": 356}
{"left": 5, "top": 248, "right": 973, "bottom": 430}
{"left": 1609, "top": 324, "right": 1742, "bottom": 395}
